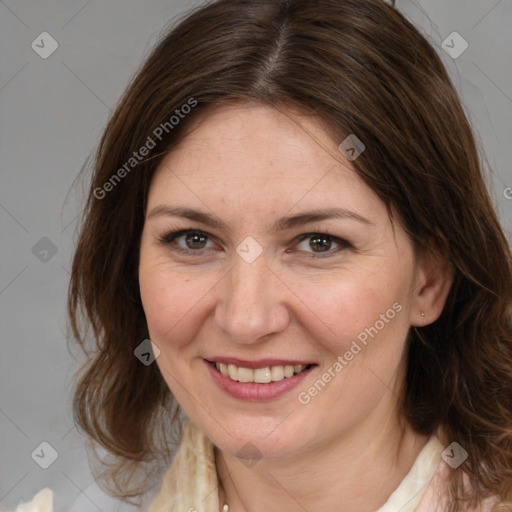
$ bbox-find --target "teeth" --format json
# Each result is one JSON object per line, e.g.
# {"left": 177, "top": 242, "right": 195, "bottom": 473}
{"left": 214, "top": 362, "right": 309, "bottom": 383}
{"left": 254, "top": 367, "right": 272, "bottom": 383}
{"left": 270, "top": 365, "right": 284, "bottom": 381}
{"left": 237, "top": 367, "right": 253, "bottom": 383}
{"left": 284, "top": 365, "right": 294, "bottom": 378}
{"left": 227, "top": 364, "right": 238, "bottom": 381}
{"left": 219, "top": 363, "right": 229, "bottom": 377}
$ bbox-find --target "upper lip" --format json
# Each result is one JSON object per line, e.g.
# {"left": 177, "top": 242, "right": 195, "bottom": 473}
{"left": 206, "top": 357, "right": 315, "bottom": 369}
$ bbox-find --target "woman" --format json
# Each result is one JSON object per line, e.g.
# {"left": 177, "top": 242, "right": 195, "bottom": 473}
{"left": 66, "top": 0, "right": 512, "bottom": 510}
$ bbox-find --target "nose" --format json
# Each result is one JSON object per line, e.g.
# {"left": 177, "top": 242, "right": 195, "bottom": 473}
{"left": 214, "top": 253, "right": 290, "bottom": 344}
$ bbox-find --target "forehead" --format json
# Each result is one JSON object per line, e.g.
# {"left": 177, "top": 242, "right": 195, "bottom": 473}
{"left": 147, "top": 103, "right": 385, "bottom": 225}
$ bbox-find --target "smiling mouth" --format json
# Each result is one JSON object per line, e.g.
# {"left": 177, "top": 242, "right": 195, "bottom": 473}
{"left": 208, "top": 361, "right": 314, "bottom": 383}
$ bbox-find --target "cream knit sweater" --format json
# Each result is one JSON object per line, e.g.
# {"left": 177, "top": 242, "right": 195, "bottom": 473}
{"left": 146, "top": 420, "right": 506, "bottom": 512}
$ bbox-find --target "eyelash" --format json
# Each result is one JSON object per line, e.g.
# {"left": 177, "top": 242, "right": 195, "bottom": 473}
{"left": 157, "top": 227, "right": 352, "bottom": 259}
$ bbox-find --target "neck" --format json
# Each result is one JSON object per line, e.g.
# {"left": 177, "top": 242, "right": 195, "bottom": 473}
{"left": 215, "top": 408, "right": 428, "bottom": 512}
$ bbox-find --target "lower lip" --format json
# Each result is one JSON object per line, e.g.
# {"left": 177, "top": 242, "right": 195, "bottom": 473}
{"left": 205, "top": 360, "right": 315, "bottom": 401}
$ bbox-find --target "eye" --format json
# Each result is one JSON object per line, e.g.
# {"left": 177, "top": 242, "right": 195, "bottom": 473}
{"left": 292, "top": 232, "right": 351, "bottom": 258}
{"left": 158, "top": 228, "right": 351, "bottom": 259}
{"left": 158, "top": 229, "right": 217, "bottom": 255}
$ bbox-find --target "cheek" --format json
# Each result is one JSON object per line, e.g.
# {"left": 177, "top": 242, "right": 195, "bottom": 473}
{"left": 295, "top": 274, "right": 409, "bottom": 414}
{"left": 292, "top": 269, "right": 404, "bottom": 352}
{"left": 139, "top": 263, "right": 206, "bottom": 348}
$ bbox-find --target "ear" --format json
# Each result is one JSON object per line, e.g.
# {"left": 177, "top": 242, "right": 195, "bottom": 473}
{"left": 410, "top": 238, "right": 454, "bottom": 327}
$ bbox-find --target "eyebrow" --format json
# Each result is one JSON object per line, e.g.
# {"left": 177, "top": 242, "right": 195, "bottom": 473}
{"left": 147, "top": 205, "right": 372, "bottom": 232}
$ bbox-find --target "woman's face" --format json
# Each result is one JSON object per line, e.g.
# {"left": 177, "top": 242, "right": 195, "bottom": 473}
{"left": 139, "top": 103, "right": 426, "bottom": 460}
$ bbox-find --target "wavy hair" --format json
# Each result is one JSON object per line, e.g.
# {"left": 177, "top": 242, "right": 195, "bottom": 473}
{"left": 68, "top": 0, "right": 512, "bottom": 509}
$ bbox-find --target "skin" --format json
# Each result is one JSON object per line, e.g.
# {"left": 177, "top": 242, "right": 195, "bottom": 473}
{"left": 138, "top": 103, "right": 453, "bottom": 512}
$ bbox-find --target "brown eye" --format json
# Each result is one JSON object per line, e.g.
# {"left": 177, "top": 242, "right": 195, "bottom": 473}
{"left": 160, "top": 229, "right": 215, "bottom": 255}
{"left": 308, "top": 234, "right": 333, "bottom": 252}
{"left": 184, "top": 231, "right": 208, "bottom": 249}
{"left": 294, "top": 233, "right": 350, "bottom": 258}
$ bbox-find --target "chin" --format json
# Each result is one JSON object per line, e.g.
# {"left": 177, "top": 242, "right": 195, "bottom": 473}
{"left": 200, "top": 413, "right": 316, "bottom": 460}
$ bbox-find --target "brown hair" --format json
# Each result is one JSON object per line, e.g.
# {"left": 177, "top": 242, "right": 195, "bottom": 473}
{"left": 68, "top": 0, "right": 512, "bottom": 509}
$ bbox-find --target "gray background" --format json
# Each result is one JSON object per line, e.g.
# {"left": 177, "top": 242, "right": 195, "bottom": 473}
{"left": 1, "top": 1, "right": 511, "bottom": 511}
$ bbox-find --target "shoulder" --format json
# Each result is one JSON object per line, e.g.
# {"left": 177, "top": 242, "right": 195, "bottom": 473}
{"left": 69, "top": 481, "right": 158, "bottom": 512}
{"left": 146, "top": 419, "right": 219, "bottom": 512}
{"left": 415, "top": 449, "right": 506, "bottom": 512}
{"left": 1, "top": 488, "right": 53, "bottom": 512}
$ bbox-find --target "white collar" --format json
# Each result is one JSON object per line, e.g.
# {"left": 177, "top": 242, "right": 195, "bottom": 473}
{"left": 376, "top": 435, "right": 443, "bottom": 511}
